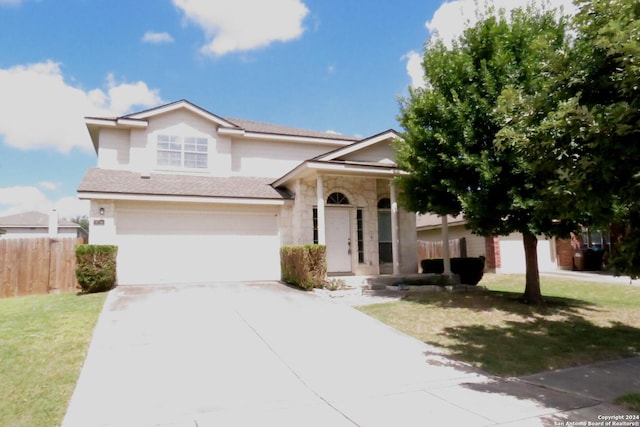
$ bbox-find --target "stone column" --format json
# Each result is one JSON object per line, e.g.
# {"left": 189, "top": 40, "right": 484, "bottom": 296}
{"left": 317, "top": 175, "right": 326, "bottom": 245}
{"left": 390, "top": 181, "right": 400, "bottom": 275}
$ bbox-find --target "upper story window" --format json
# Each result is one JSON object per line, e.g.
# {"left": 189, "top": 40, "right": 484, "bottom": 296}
{"left": 157, "top": 135, "right": 208, "bottom": 169}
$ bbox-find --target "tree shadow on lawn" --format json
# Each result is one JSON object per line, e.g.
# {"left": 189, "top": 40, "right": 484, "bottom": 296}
{"left": 403, "top": 288, "right": 603, "bottom": 318}
{"left": 437, "top": 317, "right": 640, "bottom": 377}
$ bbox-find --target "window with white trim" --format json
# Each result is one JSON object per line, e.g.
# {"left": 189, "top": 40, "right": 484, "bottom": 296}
{"left": 157, "top": 135, "right": 208, "bottom": 168}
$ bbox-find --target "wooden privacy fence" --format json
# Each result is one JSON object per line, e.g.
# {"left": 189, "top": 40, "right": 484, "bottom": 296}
{"left": 417, "top": 238, "right": 467, "bottom": 261}
{"left": 0, "top": 237, "right": 81, "bottom": 298}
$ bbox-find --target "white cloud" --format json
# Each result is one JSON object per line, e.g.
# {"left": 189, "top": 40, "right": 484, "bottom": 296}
{"left": 173, "top": 0, "right": 309, "bottom": 55}
{"left": 426, "top": 0, "right": 577, "bottom": 47}
{"left": 0, "top": 186, "right": 89, "bottom": 218}
{"left": 0, "top": 61, "right": 162, "bottom": 152}
{"left": 405, "top": 0, "right": 578, "bottom": 87}
{"left": 402, "top": 50, "right": 426, "bottom": 89}
{"left": 105, "top": 73, "right": 163, "bottom": 116}
{"left": 142, "top": 31, "right": 174, "bottom": 44}
{"left": 38, "top": 181, "right": 60, "bottom": 191}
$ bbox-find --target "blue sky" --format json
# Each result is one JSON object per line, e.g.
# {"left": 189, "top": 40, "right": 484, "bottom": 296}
{"left": 0, "top": 0, "right": 574, "bottom": 219}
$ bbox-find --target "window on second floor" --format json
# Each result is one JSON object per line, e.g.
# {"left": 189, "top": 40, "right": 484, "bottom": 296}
{"left": 157, "top": 135, "right": 208, "bottom": 169}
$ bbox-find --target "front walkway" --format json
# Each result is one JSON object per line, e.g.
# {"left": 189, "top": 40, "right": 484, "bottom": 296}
{"left": 63, "top": 282, "right": 636, "bottom": 427}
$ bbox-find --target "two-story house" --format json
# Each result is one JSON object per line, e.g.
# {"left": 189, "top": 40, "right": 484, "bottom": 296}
{"left": 78, "top": 100, "right": 417, "bottom": 285}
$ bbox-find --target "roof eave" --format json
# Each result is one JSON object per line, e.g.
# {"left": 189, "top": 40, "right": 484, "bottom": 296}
{"left": 272, "top": 160, "right": 407, "bottom": 188}
{"left": 84, "top": 117, "right": 149, "bottom": 154}
{"left": 77, "top": 191, "right": 290, "bottom": 205}
{"left": 218, "top": 127, "right": 356, "bottom": 145}
{"left": 124, "top": 100, "right": 238, "bottom": 128}
{"left": 316, "top": 129, "right": 402, "bottom": 161}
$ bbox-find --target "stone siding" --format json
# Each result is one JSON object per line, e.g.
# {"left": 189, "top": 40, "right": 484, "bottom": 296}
{"left": 287, "top": 175, "right": 417, "bottom": 275}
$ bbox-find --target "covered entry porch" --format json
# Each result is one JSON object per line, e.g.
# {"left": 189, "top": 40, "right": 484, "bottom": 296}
{"left": 273, "top": 129, "right": 418, "bottom": 276}
{"left": 275, "top": 167, "right": 418, "bottom": 277}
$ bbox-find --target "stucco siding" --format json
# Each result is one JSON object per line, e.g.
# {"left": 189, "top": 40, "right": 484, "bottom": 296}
{"left": 88, "top": 200, "right": 116, "bottom": 245}
{"left": 145, "top": 109, "right": 230, "bottom": 176}
{"left": 231, "top": 139, "right": 342, "bottom": 178}
{"left": 342, "top": 141, "right": 395, "bottom": 164}
{"left": 97, "top": 128, "right": 130, "bottom": 169}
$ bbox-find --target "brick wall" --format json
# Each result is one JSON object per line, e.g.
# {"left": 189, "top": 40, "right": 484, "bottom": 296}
{"left": 555, "top": 238, "right": 574, "bottom": 270}
{"left": 484, "top": 236, "right": 501, "bottom": 270}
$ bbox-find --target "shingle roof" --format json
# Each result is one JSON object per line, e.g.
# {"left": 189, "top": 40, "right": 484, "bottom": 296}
{"left": 224, "top": 117, "right": 358, "bottom": 142}
{"left": 78, "top": 168, "right": 292, "bottom": 200}
{"left": 0, "top": 211, "right": 81, "bottom": 228}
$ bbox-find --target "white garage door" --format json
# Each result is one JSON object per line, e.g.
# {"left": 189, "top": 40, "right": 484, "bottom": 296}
{"left": 115, "top": 203, "right": 281, "bottom": 285}
{"left": 498, "top": 233, "right": 557, "bottom": 273}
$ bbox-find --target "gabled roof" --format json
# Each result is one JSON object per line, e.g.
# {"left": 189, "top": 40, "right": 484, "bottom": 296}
{"left": 78, "top": 168, "right": 292, "bottom": 202}
{"left": 224, "top": 117, "right": 357, "bottom": 142}
{"left": 123, "top": 99, "right": 237, "bottom": 128}
{"left": 270, "top": 129, "right": 405, "bottom": 188}
{"left": 0, "top": 211, "right": 81, "bottom": 228}
{"left": 313, "top": 129, "right": 401, "bottom": 162}
{"left": 85, "top": 100, "right": 357, "bottom": 153}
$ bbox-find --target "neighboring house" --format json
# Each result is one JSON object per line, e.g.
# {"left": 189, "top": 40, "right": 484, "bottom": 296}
{"left": 78, "top": 100, "right": 417, "bottom": 285}
{"left": 0, "top": 211, "right": 88, "bottom": 240}
{"left": 417, "top": 213, "right": 569, "bottom": 273}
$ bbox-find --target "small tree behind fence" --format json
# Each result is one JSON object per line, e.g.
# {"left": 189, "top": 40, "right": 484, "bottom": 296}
{"left": 0, "top": 237, "right": 81, "bottom": 298}
{"left": 417, "top": 238, "right": 466, "bottom": 261}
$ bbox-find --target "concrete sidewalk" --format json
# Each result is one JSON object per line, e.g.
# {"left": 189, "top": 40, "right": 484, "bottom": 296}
{"left": 520, "top": 357, "right": 640, "bottom": 403}
{"left": 63, "top": 283, "right": 638, "bottom": 427}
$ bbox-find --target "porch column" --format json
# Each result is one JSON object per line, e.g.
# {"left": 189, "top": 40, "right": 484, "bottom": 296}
{"left": 316, "top": 175, "right": 326, "bottom": 245}
{"left": 390, "top": 181, "right": 400, "bottom": 275}
{"left": 441, "top": 215, "right": 451, "bottom": 275}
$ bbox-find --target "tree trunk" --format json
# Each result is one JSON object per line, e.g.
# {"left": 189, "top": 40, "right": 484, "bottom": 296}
{"left": 522, "top": 231, "right": 543, "bottom": 304}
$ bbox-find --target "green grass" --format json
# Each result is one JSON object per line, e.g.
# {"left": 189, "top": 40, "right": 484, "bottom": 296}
{"left": 615, "top": 393, "right": 640, "bottom": 412}
{"left": 0, "top": 292, "right": 106, "bottom": 427}
{"left": 358, "top": 274, "right": 640, "bottom": 377}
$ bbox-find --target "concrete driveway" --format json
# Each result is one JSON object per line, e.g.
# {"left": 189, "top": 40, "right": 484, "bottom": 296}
{"left": 62, "top": 282, "right": 616, "bottom": 427}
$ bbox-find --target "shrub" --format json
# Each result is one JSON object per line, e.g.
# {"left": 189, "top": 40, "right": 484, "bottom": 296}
{"left": 280, "top": 245, "right": 326, "bottom": 291}
{"left": 421, "top": 256, "right": 485, "bottom": 286}
{"left": 75, "top": 245, "right": 118, "bottom": 294}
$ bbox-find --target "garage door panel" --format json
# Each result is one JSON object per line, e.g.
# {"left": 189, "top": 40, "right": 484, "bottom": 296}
{"left": 115, "top": 206, "right": 280, "bottom": 284}
{"left": 117, "top": 210, "right": 278, "bottom": 236}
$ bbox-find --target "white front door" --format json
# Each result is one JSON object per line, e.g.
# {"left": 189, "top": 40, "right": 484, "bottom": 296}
{"left": 326, "top": 208, "right": 351, "bottom": 273}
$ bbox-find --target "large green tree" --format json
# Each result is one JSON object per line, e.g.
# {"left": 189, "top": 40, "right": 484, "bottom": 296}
{"left": 396, "top": 5, "right": 577, "bottom": 303}
{"left": 539, "top": 0, "right": 640, "bottom": 277}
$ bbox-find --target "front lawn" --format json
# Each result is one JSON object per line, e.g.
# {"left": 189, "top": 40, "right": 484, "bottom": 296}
{"left": 0, "top": 292, "right": 106, "bottom": 427}
{"left": 358, "top": 274, "right": 640, "bottom": 376}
